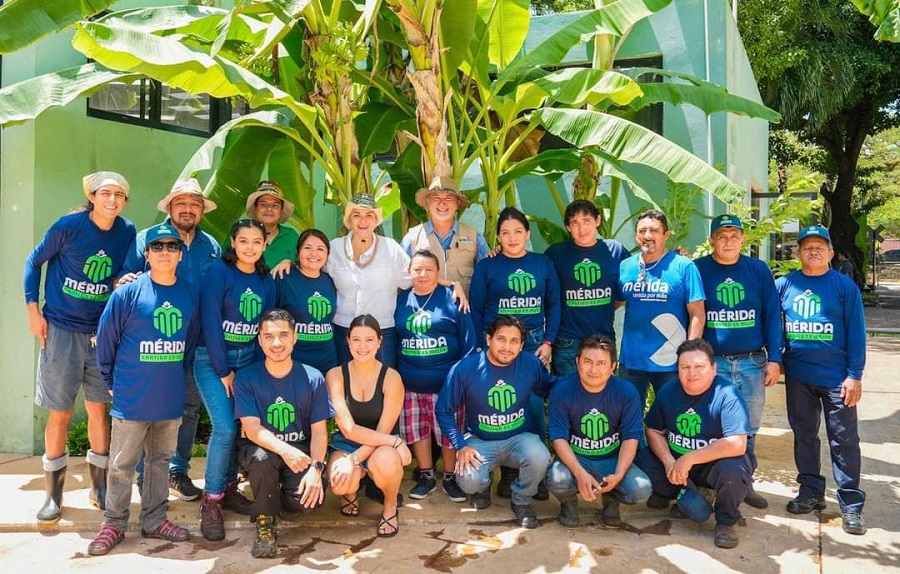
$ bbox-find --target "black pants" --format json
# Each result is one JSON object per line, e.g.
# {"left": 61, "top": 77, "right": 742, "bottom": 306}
{"left": 236, "top": 439, "right": 323, "bottom": 516}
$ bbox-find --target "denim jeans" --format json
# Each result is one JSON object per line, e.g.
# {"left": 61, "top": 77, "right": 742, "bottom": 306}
{"left": 785, "top": 377, "right": 865, "bottom": 513}
{"left": 716, "top": 352, "right": 766, "bottom": 470}
{"left": 136, "top": 368, "right": 200, "bottom": 481}
{"left": 617, "top": 366, "right": 679, "bottom": 412}
{"left": 333, "top": 324, "right": 398, "bottom": 368}
{"left": 104, "top": 417, "right": 180, "bottom": 532}
{"left": 551, "top": 336, "right": 579, "bottom": 376}
{"left": 546, "top": 457, "right": 651, "bottom": 503}
{"left": 194, "top": 345, "right": 256, "bottom": 495}
{"left": 455, "top": 433, "right": 550, "bottom": 506}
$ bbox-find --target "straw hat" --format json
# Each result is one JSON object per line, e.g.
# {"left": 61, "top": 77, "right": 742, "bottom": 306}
{"left": 156, "top": 178, "right": 217, "bottom": 213}
{"left": 415, "top": 176, "right": 468, "bottom": 209}
{"left": 342, "top": 193, "right": 384, "bottom": 229}
{"left": 245, "top": 181, "right": 295, "bottom": 224}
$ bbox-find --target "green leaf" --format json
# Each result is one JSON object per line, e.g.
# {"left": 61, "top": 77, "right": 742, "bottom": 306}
{"left": 268, "top": 138, "right": 316, "bottom": 229}
{"left": 440, "top": 0, "right": 478, "bottom": 73}
{"left": 477, "top": 0, "right": 530, "bottom": 70}
{"left": 95, "top": 5, "right": 230, "bottom": 36}
{"left": 0, "top": 0, "right": 120, "bottom": 54}
{"left": 528, "top": 215, "right": 569, "bottom": 246}
{"left": 355, "top": 101, "right": 414, "bottom": 157}
{"left": 0, "top": 63, "right": 139, "bottom": 127}
{"left": 386, "top": 143, "right": 426, "bottom": 223}
{"left": 851, "top": 0, "right": 900, "bottom": 42}
{"left": 533, "top": 68, "right": 643, "bottom": 107}
{"left": 536, "top": 107, "right": 745, "bottom": 203}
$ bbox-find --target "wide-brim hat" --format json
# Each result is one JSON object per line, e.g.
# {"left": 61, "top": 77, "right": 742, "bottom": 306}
{"left": 157, "top": 178, "right": 217, "bottom": 214}
{"left": 415, "top": 176, "right": 469, "bottom": 209}
{"left": 343, "top": 193, "right": 384, "bottom": 229}
{"left": 246, "top": 181, "right": 295, "bottom": 224}
{"left": 82, "top": 171, "right": 130, "bottom": 200}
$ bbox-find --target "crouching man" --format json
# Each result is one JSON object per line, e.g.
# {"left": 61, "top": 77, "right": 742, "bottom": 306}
{"left": 235, "top": 308, "right": 329, "bottom": 558}
{"left": 637, "top": 338, "right": 752, "bottom": 549}
{"left": 546, "top": 335, "right": 651, "bottom": 528}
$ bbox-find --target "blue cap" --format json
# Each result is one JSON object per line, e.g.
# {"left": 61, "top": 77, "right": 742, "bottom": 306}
{"left": 146, "top": 223, "right": 183, "bottom": 245}
{"left": 710, "top": 214, "right": 743, "bottom": 234}
{"left": 798, "top": 225, "right": 831, "bottom": 245}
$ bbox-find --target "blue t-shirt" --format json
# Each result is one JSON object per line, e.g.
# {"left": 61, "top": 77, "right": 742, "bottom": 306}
{"left": 200, "top": 260, "right": 276, "bottom": 377}
{"left": 645, "top": 376, "right": 750, "bottom": 459}
{"left": 121, "top": 220, "right": 221, "bottom": 287}
{"left": 24, "top": 211, "right": 136, "bottom": 333}
{"left": 775, "top": 269, "right": 866, "bottom": 387}
{"left": 233, "top": 361, "right": 330, "bottom": 445}
{"left": 695, "top": 254, "right": 783, "bottom": 362}
{"left": 545, "top": 239, "right": 628, "bottom": 340}
{"left": 549, "top": 375, "right": 643, "bottom": 461}
{"left": 394, "top": 286, "right": 477, "bottom": 394}
{"left": 436, "top": 351, "right": 555, "bottom": 449}
{"left": 275, "top": 271, "right": 338, "bottom": 374}
{"left": 469, "top": 252, "right": 561, "bottom": 344}
{"left": 617, "top": 251, "right": 705, "bottom": 371}
{"left": 97, "top": 273, "right": 200, "bottom": 421}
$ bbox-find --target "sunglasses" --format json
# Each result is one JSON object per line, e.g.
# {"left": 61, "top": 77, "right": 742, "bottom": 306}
{"left": 148, "top": 242, "right": 182, "bottom": 253}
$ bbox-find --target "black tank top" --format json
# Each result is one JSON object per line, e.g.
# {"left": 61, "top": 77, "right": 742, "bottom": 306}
{"left": 340, "top": 363, "right": 399, "bottom": 434}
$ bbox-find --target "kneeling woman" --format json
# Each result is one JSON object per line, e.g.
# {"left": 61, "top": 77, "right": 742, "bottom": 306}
{"left": 326, "top": 315, "right": 411, "bottom": 537}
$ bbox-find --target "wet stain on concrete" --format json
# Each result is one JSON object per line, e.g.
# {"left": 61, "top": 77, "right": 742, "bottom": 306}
{"left": 187, "top": 537, "right": 238, "bottom": 556}
{"left": 146, "top": 542, "right": 175, "bottom": 555}
{"left": 595, "top": 546, "right": 614, "bottom": 556}
{"left": 617, "top": 519, "right": 673, "bottom": 536}
{"left": 420, "top": 541, "right": 481, "bottom": 573}
{"left": 280, "top": 535, "right": 378, "bottom": 566}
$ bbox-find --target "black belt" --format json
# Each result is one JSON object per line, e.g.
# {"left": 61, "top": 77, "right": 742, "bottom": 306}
{"left": 721, "top": 349, "right": 765, "bottom": 360}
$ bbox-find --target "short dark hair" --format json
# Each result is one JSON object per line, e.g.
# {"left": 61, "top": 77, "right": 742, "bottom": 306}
{"left": 486, "top": 315, "right": 526, "bottom": 340}
{"left": 496, "top": 206, "right": 529, "bottom": 237}
{"left": 564, "top": 200, "right": 600, "bottom": 227}
{"left": 259, "top": 308, "right": 296, "bottom": 331}
{"left": 636, "top": 209, "right": 669, "bottom": 232}
{"left": 410, "top": 249, "right": 441, "bottom": 271}
{"left": 577, "top": 335, "right": 617, "bottom": 363}
{"left": 676, "top": 338, "right": 715, "bottom": 364}
{"left": 348, "top": 314, "right": 382, "bottom": 339}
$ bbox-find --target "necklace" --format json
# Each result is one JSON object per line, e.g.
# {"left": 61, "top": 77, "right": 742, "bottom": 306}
{"left": 638, "top": 253, "right": 665, "bottom": 282}
{"left": 345, "top": 234, "right": 379, "bottom": 269}
{"left": 412, "top": 289, "right": 436, "bottom": 316}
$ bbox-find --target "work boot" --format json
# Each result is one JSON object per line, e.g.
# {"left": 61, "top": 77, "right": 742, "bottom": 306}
{"left": 87, "top": 450, "right": 108, "bottom": 511}
{"left": 200, "top": 492, "right": 226, "bottom": 541}
{"left": 532, "top": 479, "right": 550, "bottom": 501}
{"left": 841, "top": 511, "right": 867, "bottom": 535}
{"left": 599, "top": 494, "right": 622, "bottom": 528}
{"left": 786, "top": 494, "right": 826, "bottom": 515}
{"left": 251, "top": 514, "right": 278, "bottom": 558}
{"left": 556, "top": 494, "right": 579, "bottom": 528}
{"left": 223, "top": 480, "right": 253, "bottom": 515}
{"left": 497, "top": 466, "right": 516, "bottom": 499}
{"left": 470, "top": 488, "right": 492, "bottom": 510}
{"left": 714, "top": 524, "right": 739, "bottom": 548}
{"left": 743, "top": 484, "right": 768, "bottom": 509}
{"left": 37, "top": 454, "right": 67, "bottom": 524}
{"left": 511, "top": 501, "right": 539, "bottom": 529}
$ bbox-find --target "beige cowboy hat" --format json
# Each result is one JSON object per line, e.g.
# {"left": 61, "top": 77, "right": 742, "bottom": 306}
{"left": 415, "top": 176, "right": 468, "bottom": 209}
{"left": 342, "top": 193, "right": 384, "bottom": 229}
{"left": 82, "top": 171, "right": 130, "bottom": 200}
{"left": 245, "top": 180, "right": 295, "bottom": 224}
{"left": 156, "top": 177, "right": 217, "bottom": 213}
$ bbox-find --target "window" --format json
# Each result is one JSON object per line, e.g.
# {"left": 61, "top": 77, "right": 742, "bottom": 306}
{"left": 87, "top": 77, "right": 250, "bottom": 137}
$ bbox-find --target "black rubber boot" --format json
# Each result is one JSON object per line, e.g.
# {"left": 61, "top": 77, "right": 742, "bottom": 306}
{"left": 37, "top": 467, "right": 66, "bottom": 524}
{"left": 497, "top": 466, "right": 517, "bottom": 499}
{"left": 88, "top": 463, "right": 107, "bottom": 511}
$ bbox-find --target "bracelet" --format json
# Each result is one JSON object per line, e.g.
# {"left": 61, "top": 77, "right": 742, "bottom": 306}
{"left": 542, "top": 340, "right": 553, "bottom": 347}
{"left": 350, "top": 452, "right": 360, "bottom": 467}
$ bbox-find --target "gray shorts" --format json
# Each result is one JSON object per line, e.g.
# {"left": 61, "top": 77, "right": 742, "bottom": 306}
{"left": 35, "top": 323, "right": 110, "bottom": 411}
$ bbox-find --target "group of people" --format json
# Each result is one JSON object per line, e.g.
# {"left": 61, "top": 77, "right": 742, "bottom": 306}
{"left": 24, "top": 171, "right": 866, "bottom": 559}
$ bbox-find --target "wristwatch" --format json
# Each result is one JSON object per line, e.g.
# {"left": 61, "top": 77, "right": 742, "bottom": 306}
{"left": 312, "top": 460, "right": 326, "bottom": 474}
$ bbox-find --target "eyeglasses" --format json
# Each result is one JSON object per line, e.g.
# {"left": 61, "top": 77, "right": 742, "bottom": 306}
{"left": 148, "top": 242, "right": 182, "bottom": 253}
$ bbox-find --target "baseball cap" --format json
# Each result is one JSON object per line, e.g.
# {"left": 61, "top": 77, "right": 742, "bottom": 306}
{"left": 798, "top": 225, "right": 831, "bottom": 245}
{"left": 710, "top": 214, "right": 743, "bottom": 235}
{"left": 145, "top": 223, "right": 184, "bottom": 245}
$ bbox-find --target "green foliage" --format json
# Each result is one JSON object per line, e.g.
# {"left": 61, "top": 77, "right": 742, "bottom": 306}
{"left": 851, "top": 0, "right": 900, "bottom": 41}
{"left": 66, "top": 421, "right": 90, "bottom": 457}
{"left": 660, "top": 180, "right": 705, "bottom": 250}
{"left": 531, "top": 0, "right": 594, "bottom": 14}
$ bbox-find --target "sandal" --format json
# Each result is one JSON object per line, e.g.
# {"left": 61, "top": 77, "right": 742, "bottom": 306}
{"left": 340, "top": 494, "right": 360, "bottom": 517}
{"left": 377, "top": 511, "right": 399, "bottom": 538}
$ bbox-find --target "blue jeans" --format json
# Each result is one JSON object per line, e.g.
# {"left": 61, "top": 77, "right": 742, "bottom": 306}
{"left": 617, "top": 366, "right": 679, "bottom": 412}
{"left": 716, "top": 352, "right": 766, "bottom": 470}
{"left": 194, "top": 345, "right": 256, "bottom": 495}
{"left": 456, "top": 433, "right": 551, "bottom": 506}
{"left": 334, "top": 324, "right": 398, "bottom": 368}
{"left": 551, "top": 336, "right": 578, "bottom": 376}
{"left": 785, "top": 377, "right": 865, "bottom": 513}
{"left": 546, "top": 457, "right": 651, "bottom": 503}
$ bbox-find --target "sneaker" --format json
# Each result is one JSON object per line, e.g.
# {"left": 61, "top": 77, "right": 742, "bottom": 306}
{"left": 409, "top": 471, "right": 437, "bottom": 500}
{"left": 142, "top": 520, "right": 191, "bottom": 542}
{"left": 532, "top": 479, "right": 550, "bottom": 501}
{"left": 744, "top": 485, "right": 768, "bottom": 509}
{"left": 496, "top": 467, "right": 516, "bottom": 499}
{"left": 841, "top": 511, "right": 867, "bottom": 535}
{"left": 168, "top": 472, "right": 201, "bottom": 501}
{"left": 511, "top": 502, "right": 539, "bottom": 529}
{"left": 88, "top": 524, "right": 124, "bottom": 556}
{"left": 557, "top": 495, "right": 579, "bottom": 528}
{"left": 599, "top": 494, "right": 622, "bottom": 528}
{"left": 223, "top": 480, "right": 253, "bottom": 515}
{"left": 786, "top": 494, "right": 826, "bottom": 515}
{"left": 200, "top": 494, "right": 225, "bottom": 541}
{"left": 647, "top": 492, "right": 671, "bottom": 509}
{"left": 442, "top": 475, "right": 467, "bottom": 503}
{"left": 251, "top": 514, "right": 278, "bottom": 558}
{"left": 470, "top": 488, "right": 491, "bottom": 510}
{"left": 714, "top": 524, "right": 739, "bottom": 549}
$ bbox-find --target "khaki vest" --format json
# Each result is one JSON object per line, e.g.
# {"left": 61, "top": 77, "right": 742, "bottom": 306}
{"left": 408, "top": 222, "right": 478, "bottom": 295}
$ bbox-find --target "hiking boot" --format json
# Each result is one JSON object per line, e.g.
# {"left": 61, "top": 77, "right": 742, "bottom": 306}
{"left": 599, "top": 494, "right": 622, "bottom": 528}
{"left": 744, "top": 484, "right": 768, "bottom": 509}
{"left": 251, "top": 514, "right": 278, "bottom": 558}
{"left": 714, "top": 524, "right": 739, "bottom": 549}
{"left": 200, "top": 493, "right": 225, "bottom": 541}
{"left": 223, "top": 480, "right": 253, "bottom": 515}
{"left": 88, "top": 524, "right": 124, "bottom": 556}
{"left": 409, "top": 471, "right": 437, "bottom": 500}
{"left": 496, "top": 466, "right": 516, "bottom": 499}
{"left": 442, "top": 475, "right": 467, "bottom": 503}
{"left": 647, "top": 492, "right": 671, "bottom": 510}
{"left": 532, "top": 479, "right": 550, "bottom": 501}
{"left": 142, "top": 520, "right": 191, "bottom": 542}
{"left": 511, "top": 502, "right": 539, "bottom": 529}
{"left": 556, "top": 494, "right": 579, "bottom": 528}
{"left": 470, "top": 488, "right": 491, "bottom": 510}
{"left": 841, "top": 511, "right": 867, "bottom": 535}
{"left": 786, "top": 494, "right": 826, "bottom": 515}
{"left": 168, "top": 472, "right": 201, "bottom": 502}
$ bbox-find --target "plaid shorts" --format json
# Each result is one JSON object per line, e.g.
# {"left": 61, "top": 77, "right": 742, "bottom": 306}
{"left": 399, "top": 391, "right": 463, "bottom": 448}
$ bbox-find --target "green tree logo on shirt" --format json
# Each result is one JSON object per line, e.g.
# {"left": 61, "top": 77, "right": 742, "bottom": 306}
{"left": 675, "top": 408, "right": 702, "bottom": 438}
{"left": 153, "top": 301, "right": 183, "bottom": 338}
{"left": 266, "top": 397, "right": 296, "bottom": 433}
{"left": 307, "top": 291, "right": 332, "bottom": 321}
{"left": 507, "top": 269, "right": 537, "bottom": 295}
{"left": 580, "top": 409, "right": 610, "bottom": 440}
{"left": 715, "top": 278, "right": 745, "bottom": 308}
{"left": 487, "top": 380, "right": 517, "bottom": 412}
{"left": 83, "top": 251, "right": 113, "bottom": 283}
{"left": 573, "top": 259, "right": 602, "bottom": 286}
{"left": 406, "top": 310, "right": 432, "bottom": 336}
{"left": 792, "top": 289, "right": 822, "bottom": 319}
{"left": 239, "top": 288, "right": 263, "bottom": 322}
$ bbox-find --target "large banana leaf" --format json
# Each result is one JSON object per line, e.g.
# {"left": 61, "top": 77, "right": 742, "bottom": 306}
{"left": 851, "top": 0, "right": 900, "bottom": 41}
{"left": 476, "top": 0, "right": 530, "bottom": 70}
{"left": 0, "top": 0, "right": 120, "bottom": 55}
{"left": 355, "top": 101, "right": 414, "bottom": 157}
{"left": 440, "top": 0, "right": 478, "bottom": 73}
{"left": 533, "top": 68, "right": 643, "bottom": 107}
{"left": 536, "top": 108, "right": 745, "bottom": 203}
{"left": 631, "top": 83, "right": 781, "bottom": 122}
{"left": 0, "top": 63, "right": 138, "bottom": 127}
{"left": 268, "top": 138, "right": 317, "bottom": 230}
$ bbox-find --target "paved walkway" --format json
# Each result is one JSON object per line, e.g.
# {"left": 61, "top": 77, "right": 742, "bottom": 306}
{"left": 0, "top": 337, "right": 897, "bottom": 572}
